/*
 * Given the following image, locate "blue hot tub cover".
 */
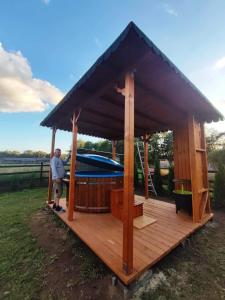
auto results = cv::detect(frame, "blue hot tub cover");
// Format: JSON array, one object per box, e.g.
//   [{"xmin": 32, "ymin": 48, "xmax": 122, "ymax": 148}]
[{"xmin": 76, "ymin": 154, "xmax": 123, "ymax": 171}]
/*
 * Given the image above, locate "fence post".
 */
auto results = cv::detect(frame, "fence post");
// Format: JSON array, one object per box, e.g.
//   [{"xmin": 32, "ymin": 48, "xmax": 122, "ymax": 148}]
[{"xmin": 40, "ymin": 162, "xmax": 43, "ymax": 185}]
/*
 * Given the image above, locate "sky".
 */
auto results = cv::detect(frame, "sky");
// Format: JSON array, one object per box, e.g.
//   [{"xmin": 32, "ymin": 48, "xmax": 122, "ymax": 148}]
[{"xmin": 0, "ymin": 0, "xmax": 225, "ymax": 152}]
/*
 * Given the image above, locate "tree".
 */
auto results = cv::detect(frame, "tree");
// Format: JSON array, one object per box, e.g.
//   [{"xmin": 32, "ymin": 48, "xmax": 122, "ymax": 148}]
[
  {"xmin": 213, "ymin": 164, "xmax": 225, "ymax": 208},
  {"xmin": 77, "ymin": 139, "xmax": 85, "ymax": 149},
  {"xmin": 153, "ymin": 153, "xmax": 162, "ymax": 194},
  {"xmin": 206, "ymin": 129, "xmax": 225, "ymax": 152},
  {"xmin": 149, "ymin": 133, "xmax": 161, "ymax": 164},
  {"xmin": 167, "ymin": 164, "xmax": 175, "ymax": 195},
  {"xmin": 161, "ymin": 131, "xmax": 173, "ymax": 163},
  {"xmin": 84, "ymin": 141, "xmax": 94, "ymax": 150}
]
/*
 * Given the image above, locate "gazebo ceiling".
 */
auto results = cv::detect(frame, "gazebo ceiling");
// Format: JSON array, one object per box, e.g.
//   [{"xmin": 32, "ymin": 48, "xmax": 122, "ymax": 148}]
[{"xmin": 40, "ymin": 22, "xmax": 223, "ymax": 139}]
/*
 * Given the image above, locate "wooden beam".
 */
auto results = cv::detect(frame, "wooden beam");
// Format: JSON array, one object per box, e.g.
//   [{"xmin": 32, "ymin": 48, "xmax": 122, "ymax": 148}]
[
  {"xmin": 48, "ymin": 127, "xmax": 56, "ymax": 204},
  {"xmin": 101, "ymin": 96, "xmax": 169, "ymax": 127},
  {"xmin": 78, "ymin": 98, "xmax": 162, "ymax": 133},
  {"xmin": 112, "ymin": 140, "xmax": 117, "ymax": 160},
  {"xmin": 200, "ymin": 123, "xmax": 211, "ymax": 214},
  {"xmin": 123, "ymin": 72, "xmax": 134, "ymax": 275},
  {"xmin": 188, "ymin": 115, "xmax": 199, "ymax": 222},
  {"xmin": 144, "ymin": 134, "xmax": 150, "ymax": 199},
  {"xmin": 68, "ymin": 113, "xmax": 78, "ymax": 221}
]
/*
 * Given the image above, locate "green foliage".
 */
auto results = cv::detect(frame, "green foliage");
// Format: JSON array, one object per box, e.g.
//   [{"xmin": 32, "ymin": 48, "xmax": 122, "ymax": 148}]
[
  {"xmin": 84, "ymin": 141, "xmax": 94, "ymax": 150},
  {"xmin": 168, "ymin": 164, "xmax": 175, "ymax": 195},
  {"xmin": 208, "ymin": 149, "xmax": 225, "ymax": 169},
  {"xmin": 206, "ymin": 129, "xmax": 225, "ymax": 152},
  {"xmin": 96, "ymin": 140, "xmax": 111, "ymax": 152},
  {"xmin": 213, "ymin": 165, "xmax": 225, "ymax": 208},
  {"xmin": 161, "ymin": 131, "xmax": 173, "ymax": 162},
  {"xmin": 134, "ymin": 161, "xmax": 139, "ymax": 188},
  {"xmin": 153, "ymin": 153, "xmax": 163, "ymax": 194},
  {"xmin": 148, "ymin": 131, "xmax": 173, "ymax": 164},
  {"xmin": 0, "ymin": 150, "xmax": 49, "ymax": 158},
  {"xmin": 149, "ymin": 134, "xmax": 161, "ymax": 164}
]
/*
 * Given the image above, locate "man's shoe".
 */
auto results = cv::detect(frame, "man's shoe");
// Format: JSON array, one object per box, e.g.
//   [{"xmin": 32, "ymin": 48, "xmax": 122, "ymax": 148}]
[{"xmin": 55, "ymin": 205, "xmax": 65, "ymax": 212}]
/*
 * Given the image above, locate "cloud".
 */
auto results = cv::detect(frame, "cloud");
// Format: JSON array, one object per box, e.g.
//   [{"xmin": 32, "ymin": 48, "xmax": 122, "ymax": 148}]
[
  {"xmin": 162, "ymin": 3, "xmax": 178, "ymax": 17},
  {"xmin": 213, "ymin": 56, "xmax": 225, "ymax": 70},
  {"xmin": 42, "ymin": 0, "xmax": 50, "ymax": 5},
  {"xmin": 0, "ymin": 43, "xmax": 63, "ymax": 112}
]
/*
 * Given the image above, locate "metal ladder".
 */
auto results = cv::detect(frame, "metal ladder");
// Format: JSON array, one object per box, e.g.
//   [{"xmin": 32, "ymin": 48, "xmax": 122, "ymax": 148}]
[{"xmin": 136, "ymin": 140, "xmax": 157, "ymax": 196}]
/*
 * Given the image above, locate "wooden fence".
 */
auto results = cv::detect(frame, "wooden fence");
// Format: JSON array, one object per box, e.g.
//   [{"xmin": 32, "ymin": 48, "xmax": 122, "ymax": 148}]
[
  {"xmin": 0, "ymin": 161, "xmax": 216, "ymax": 195},
  {"xmin": 0, "ymin": 163, "xmax": 70, "ymax": 193}
]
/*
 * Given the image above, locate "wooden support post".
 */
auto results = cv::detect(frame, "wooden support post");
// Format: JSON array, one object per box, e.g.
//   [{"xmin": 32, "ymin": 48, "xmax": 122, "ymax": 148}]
[
  {"xmin": 188, "ymin": 116, "xmax": 199, "ymax": 223},
  {"xmin": 68, "ymin": 113, "xmax": 78, "ymax": 221},
  {"xmin": 112, "ymin": 140, "xmax": 117, "ymax": 160},
  {"xmin": 123, "ymin": 72, "xmax": 134, "ymax": 275},
  {"xmin": 144, "ymin": 134, "xmax": 149, "ymax": 199},
  {"xmin": 48, "ymin": 127, "xmax": 56, "ymax": 204},
  {"xmin": 200, "ymin": 123, "xmax": 211, "ymax": 214}
]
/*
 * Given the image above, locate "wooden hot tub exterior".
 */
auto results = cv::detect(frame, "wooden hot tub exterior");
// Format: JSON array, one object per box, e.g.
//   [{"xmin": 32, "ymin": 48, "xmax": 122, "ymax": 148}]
[{"xmin": 63, "ymin": 172, "xmax": 123, "ymax": 213}]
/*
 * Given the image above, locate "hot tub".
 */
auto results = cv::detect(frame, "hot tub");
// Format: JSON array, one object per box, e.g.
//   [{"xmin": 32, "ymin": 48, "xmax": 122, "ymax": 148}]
[{"xmin": 63, "ymin": 154, "xmax": 124, "ymax": 213}]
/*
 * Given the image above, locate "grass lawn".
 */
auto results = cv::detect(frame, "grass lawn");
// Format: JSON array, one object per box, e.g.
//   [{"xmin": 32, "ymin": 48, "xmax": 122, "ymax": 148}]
[
  {"xmin": 0, "ymin": 188, "xmax": 225, "ymax": 300},
  {"xmin": 0, "ymin": 188, "xmax": 113, "ymax": 300},
  {"xmin": 0, "ymin": 188, "xmax": 47, "ymax": 299}
]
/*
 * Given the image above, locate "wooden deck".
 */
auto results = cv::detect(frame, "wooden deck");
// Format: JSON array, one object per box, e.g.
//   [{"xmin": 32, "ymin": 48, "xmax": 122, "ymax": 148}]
[{"xmin": 50, "ymin": 196, "xmax": 213, "ymax": 285}]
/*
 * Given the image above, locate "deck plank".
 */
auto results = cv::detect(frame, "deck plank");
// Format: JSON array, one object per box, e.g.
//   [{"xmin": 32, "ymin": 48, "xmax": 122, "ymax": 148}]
[{"xmin": 49, "ymin": 196, "xmax": 213, "ymax": 285}]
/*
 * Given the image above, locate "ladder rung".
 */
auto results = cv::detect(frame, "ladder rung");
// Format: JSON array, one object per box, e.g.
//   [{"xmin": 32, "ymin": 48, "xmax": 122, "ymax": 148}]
[
  {"xmin": 196, "ymin": 148, "xmax": 206, "ymax": 152},
  {"xmin": 198, "ymin": 188, "xmax": 208, "ymax": 194}
]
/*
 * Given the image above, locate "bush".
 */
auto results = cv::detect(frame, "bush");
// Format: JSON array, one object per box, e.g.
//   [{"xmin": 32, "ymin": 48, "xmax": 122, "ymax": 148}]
[
  {"xmin": 167, "ymin": 164, "xmax": 175, "ymax": 195},
  {"xmin": 213, "ymin": 165, "xmax": 225, "ymax": 208},
  {"xmin": 208, "ymin": 149, "xmax": 225, "ymax": 169},
  {"xmin": 153, "ymin": 154, "xmax": 162, "ymax": 194}
]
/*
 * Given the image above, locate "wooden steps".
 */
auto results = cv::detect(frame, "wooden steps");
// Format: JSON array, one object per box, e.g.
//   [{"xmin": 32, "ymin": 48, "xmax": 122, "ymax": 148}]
[{"xmin": 110, "ymin": 189, "xmax": 143, "ymax": 221}]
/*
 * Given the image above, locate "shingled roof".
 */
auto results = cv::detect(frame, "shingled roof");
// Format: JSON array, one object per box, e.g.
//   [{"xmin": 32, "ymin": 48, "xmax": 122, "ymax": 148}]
[{"xmin": 40, "ymin": 22, "xmax": 223, "ymax": 139}]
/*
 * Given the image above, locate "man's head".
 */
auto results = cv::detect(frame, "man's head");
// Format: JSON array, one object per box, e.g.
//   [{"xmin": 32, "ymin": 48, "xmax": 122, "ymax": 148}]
[{"xmin": 54, "ymin": 148, "xmax": 61, "ymax": 158}]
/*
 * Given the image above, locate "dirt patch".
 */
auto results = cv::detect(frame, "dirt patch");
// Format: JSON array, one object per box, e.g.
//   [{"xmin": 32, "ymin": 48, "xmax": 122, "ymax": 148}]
[
  {"xmin": 138, "ymin": 209, "xmax": 225, "ymax": 300},
  {"xmin": 30, "ymin": 206, "xmax": 225, "ymax": 300},
  {"xmin": 30, "ymin": 208, "xmax": 123, "ymax": 300}
]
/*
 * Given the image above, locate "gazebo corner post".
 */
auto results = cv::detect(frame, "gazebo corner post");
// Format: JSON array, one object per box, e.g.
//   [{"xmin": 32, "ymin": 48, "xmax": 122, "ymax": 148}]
[
  {"xmin": 68, "ymin": 112, "xmax": 78, "ymax": 221},
  {"xmin": 112, "ymin": 140, "xmax": 117, "ymax": 160},
  {"xmin": 188, "ymin": 115, "xmax": 199, "ymax": 223},
  {"xmin": 200, "ymin": 123, "xmax": 211, "ymax": 214},
  {"xmin": 144, "ymin": 134, "xmax": 149, "ymax": 199},
  {"xmin": 123, "ymin": 71, "xmax": 134, "ymax": 275},
  {"xmin": 48, "ymin": 126, "xmax": 57, "ymax": 204}
]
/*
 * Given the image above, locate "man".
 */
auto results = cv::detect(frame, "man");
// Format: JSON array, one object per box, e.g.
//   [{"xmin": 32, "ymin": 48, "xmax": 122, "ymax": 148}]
[{"xmin": 51, "ymin": 148, "xmax": 71, "ymax": 212}]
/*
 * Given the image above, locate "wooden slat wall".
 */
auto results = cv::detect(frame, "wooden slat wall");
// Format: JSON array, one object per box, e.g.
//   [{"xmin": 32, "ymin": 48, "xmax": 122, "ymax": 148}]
[
  {"xmin": 173, "ymin": 119, "xmax": 191, "ymax": 191},
  {"xmin": 188, "ymin": 116, "xmax": 209, "ymax": 222}
]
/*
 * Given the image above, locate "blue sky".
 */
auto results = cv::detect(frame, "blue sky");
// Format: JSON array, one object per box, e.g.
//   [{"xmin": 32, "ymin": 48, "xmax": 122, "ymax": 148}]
[{"xmin": 0, "ymin": 0, "xmax": 225, "ymax": 152}]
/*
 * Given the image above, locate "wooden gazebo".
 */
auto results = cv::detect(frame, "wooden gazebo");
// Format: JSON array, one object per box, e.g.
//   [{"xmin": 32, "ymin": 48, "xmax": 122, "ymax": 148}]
[{"xmin": 41, "ymin": 22, "xmax": 223, "ymax": 284}]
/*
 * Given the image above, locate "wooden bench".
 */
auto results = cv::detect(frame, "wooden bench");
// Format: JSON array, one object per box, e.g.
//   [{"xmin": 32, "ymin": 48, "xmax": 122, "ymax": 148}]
[{"xmin": 110, "ymin": 189, "xmax": 143, "ymax": 221}]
